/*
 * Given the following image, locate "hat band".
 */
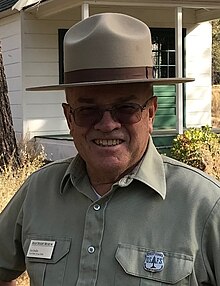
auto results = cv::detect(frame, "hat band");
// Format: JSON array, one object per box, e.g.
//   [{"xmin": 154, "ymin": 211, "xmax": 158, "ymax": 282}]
[{"xmin": 64, "ymin": 67, "xmax": 154, "ymax": 84}]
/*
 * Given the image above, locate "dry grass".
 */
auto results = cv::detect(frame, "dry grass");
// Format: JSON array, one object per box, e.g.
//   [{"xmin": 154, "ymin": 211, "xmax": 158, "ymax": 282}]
[
  {"xmin": 0, "ymin": 141, "xmax": 46, "ymax": 211},
  {"xmin": 0, "ymin": 140, "xmax": 46, "ymax": 286},
  {"xmin": 200, "ymin": 144, "xmax": 220, "ymax": 181},
  {"xmin": 212, "ymin": 85, "xmax": 220, "ymax": 128}
]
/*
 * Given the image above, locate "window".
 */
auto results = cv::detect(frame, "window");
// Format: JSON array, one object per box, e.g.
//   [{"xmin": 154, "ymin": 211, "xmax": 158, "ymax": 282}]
[
  {"xmin": 150, "ymin": 28, "xmax": 186, "ymax": 130},
  {"xmin": 58, "ymin": 29, "xmax": 68, "ymax": 84},
  {"xmin": 151, "ymin": 28, "xmax": 186, "ymax": 78}
]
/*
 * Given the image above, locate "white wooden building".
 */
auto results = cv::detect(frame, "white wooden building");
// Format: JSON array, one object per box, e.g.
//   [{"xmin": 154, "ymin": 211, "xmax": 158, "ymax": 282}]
[{"xmin": 0, "ymin": 0, "xmax": 220, "ymax": 159}]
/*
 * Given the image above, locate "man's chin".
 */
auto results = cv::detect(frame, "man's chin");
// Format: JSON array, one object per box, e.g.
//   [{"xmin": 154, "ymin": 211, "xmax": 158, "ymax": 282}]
[{"xmin": 94, "ymin": 159, "xmax": 129, "ymax": 174}]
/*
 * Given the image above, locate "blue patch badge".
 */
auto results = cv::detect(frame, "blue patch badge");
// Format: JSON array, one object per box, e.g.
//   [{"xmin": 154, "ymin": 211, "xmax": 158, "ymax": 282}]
[{"xmin": 144, "ymin": 251, "xmax": 164, "ymax": 272}]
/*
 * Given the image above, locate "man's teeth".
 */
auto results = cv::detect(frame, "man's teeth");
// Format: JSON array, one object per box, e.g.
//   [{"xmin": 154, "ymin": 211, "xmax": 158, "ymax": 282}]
[{"xmin": 94, "ymin": 139, "xmax": 122, "ymax": 146}]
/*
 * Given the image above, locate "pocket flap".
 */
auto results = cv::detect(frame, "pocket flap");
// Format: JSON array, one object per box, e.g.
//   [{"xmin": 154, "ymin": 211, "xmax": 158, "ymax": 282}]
[
  {"xmin": 115, "ymin": 244, "xmax": 193, "ymax": 284},
  {"xmin": 24, "ymin": 235, "xmax": 71, "ymax": 264}
]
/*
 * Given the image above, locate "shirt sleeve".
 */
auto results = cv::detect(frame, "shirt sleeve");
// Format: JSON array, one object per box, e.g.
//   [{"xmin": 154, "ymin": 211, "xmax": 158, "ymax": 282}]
[
  {"xmin": 202, "ymin": 197, "xmax": 220, "ymax": 286},
  {"xmin": 0, "ymin": 182, "xmax": 28, "ymax": 281}
]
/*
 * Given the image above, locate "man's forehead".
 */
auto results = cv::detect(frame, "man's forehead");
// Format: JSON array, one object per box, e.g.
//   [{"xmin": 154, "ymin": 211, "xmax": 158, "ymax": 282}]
[
  {"xmin": 65, "ymin": 83, "xmax": 152, "ymax": 102},
  {"xmin": 76, "ymin": 95, "xmax": 138, "ymax": 104}
]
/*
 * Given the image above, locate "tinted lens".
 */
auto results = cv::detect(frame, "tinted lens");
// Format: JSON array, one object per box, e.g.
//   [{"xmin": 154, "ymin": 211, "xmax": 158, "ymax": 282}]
[
  {"xmin": 113, "ymin": 104, "xmax": 142, "ymax": 124},
  {"xmin": 74, "ymin": 107, "xmax": 102, "ymax": 126},
  {"xmin": 72, "ymin": 103, "xmax": 142, "ymax": 127}
]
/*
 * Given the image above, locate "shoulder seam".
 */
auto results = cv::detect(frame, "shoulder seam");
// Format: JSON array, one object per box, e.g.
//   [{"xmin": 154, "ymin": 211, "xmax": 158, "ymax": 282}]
[{"xmin": 163, "ymin": 159, "xmax": 220, "ymax": 188}]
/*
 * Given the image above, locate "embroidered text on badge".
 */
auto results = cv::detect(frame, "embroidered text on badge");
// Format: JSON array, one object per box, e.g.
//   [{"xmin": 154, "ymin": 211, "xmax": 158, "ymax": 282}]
[
  {"xmin": 27, "ymin": 240, "xmax": 56, "ymax": 259},
  {"xmin": 144, "ymin": 251, "xmax": 164, "ymax": 272}
]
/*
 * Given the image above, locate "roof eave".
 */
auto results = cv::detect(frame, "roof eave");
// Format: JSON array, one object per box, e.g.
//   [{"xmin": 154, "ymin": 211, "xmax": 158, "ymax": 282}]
[{"xmin": 0, "ymin": 7, "xmax": 18, "ymax": 19}]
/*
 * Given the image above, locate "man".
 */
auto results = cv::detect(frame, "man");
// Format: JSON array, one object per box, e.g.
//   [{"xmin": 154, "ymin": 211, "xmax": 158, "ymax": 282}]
[{"xmin": 0, "ymin": 13, "xmax": 219, "ymax": 286}]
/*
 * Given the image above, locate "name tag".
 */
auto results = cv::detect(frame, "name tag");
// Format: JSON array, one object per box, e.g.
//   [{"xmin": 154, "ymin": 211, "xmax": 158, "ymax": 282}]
[{"xmin": 27, "ymin": 240, "xmax": 56, "ymax": 259}]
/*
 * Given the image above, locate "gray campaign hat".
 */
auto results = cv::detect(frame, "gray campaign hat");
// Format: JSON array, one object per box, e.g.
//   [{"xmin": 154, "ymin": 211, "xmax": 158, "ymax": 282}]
[{"xmin": 27, "ymin": 13, "xmax": 194, "ymax": 91}]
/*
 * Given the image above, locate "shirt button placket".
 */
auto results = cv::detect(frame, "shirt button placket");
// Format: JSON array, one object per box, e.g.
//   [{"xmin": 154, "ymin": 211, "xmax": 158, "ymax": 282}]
[{"xmin": 76, "ymin": 201, "xmax": 107, "ymax": 286}]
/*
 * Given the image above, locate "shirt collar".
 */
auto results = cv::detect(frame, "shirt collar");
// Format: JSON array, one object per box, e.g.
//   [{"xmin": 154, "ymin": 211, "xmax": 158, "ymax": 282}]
[
  {"xmin": 60, "ymin": 136, "xmax": 166, "ymax": 200},
  {"xmin": 60, "ymin": 154, "xmax": 86, "ymax": 194},
  {"xmin": 134, "ymin": 137, "xmax": 166, "ymax": 200}
]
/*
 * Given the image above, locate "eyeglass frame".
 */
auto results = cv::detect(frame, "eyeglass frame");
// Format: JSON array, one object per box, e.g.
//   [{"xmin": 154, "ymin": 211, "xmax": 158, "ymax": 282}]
[{"xmin": 68, "ymin": 96, "xmax": 155, "ymax": 127}]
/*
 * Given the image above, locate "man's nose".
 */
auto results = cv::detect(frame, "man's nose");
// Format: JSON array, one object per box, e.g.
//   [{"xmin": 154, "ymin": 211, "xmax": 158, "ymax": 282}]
[{"xmin": 94, "ymin": 110, "xmax": 121, "ymax": 131}]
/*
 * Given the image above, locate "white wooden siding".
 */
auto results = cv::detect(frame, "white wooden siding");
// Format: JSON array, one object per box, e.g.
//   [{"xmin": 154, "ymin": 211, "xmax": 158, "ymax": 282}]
[
  {"xmin": 22, "ymin": 12, "xmax": 75, "ymax": 138},
  {"xmin": 27, "ymin": 118, "xmax": 69, "ymax": 138},
  {"xmin": 0, "ymin": 13, "xmax": 23, "ymax": 138},
  {"xmin": 185, "ymin": 21, "xmax": 212, "ymax": 127}
]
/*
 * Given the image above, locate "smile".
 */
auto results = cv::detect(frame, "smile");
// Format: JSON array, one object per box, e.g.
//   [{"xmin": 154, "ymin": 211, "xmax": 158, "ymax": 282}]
[{"xmin": 94, "ymin": 139, "xmax": 123, "ymax": 146}]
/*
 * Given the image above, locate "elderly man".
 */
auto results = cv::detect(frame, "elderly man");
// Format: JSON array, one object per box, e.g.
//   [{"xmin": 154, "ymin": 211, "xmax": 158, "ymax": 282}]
[{"xmin": 0, "ymin": 13, "xmax": 219, "ymax": 286}]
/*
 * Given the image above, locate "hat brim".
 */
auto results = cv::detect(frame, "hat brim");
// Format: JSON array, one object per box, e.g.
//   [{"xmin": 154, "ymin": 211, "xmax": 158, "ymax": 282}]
[{"xmin": 26, "ymin": 77, "xmax": 194, "ymax": 91}]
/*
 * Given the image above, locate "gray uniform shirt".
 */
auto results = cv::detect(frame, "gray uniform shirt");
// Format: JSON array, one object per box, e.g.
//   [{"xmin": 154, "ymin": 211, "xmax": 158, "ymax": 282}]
[{"xmin": 0, "ymin": 138, "xmax": 220, "ymax": 285}]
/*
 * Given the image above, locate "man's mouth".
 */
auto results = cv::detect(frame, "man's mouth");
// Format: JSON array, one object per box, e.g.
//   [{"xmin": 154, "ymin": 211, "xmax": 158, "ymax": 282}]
[{"xmin": 93, "ymin": 139, "xmax": 123, "ymax": 147}]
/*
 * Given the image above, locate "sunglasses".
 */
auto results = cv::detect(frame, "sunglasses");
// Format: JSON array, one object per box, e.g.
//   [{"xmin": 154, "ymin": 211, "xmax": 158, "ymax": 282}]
[{"xmin": 69, "ymin": 96, "xmax": 154, "ymax": 127}]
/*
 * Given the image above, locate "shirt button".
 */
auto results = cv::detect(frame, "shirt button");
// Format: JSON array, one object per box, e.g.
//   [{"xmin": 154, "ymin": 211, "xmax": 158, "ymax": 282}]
[
  {"xmin": 88, "ymin": 246, "xmax": 95, "ymax": 254},
  {"xmin": 93, "ymin": 204, "xmax": 101, "ymax": 211},
  {"xmin": 119, "ymin": 176, "xmax": 130, "ymax": 187}
]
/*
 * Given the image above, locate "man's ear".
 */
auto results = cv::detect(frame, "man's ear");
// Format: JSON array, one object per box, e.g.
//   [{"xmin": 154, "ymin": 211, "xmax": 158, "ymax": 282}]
[
  {"xmin": 149, "ymin": 96, "xmax": 158, "ymax": 120},
  {"xmin": 62, "ymin": 103, "xmax": 73, "ymax": 130},
  {"xmin": 148, "ymin": 96, "xmax": 158, "ymax": 133}
]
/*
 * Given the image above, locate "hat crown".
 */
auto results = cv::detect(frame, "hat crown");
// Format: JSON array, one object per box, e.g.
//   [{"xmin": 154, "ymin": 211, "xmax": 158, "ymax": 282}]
[
  {"xmin": 25, "ymin": 13, "xmax": 194, "ymax": 91},
  {"xmin": 64, "ymin": 13, "xmax": 153, "ymax": 73}
]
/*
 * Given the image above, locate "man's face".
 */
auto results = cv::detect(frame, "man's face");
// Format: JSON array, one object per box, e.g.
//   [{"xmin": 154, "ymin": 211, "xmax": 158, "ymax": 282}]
[{"xmin": 63, "ymin": 83, "xmax": 157, "ymax": 178}]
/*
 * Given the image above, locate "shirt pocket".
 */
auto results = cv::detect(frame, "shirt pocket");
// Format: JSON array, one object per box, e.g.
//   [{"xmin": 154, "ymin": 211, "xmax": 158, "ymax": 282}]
[
  {"xmin": 23, "ymin": 235, "xmax": 71, "ymax": 286},
  {"xmin": 115, "ymin": 243, "xmax": 193, "ymax": 286}
]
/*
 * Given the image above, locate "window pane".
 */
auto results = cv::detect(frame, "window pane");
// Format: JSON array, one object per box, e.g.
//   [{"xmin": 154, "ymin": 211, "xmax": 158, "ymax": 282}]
[
  {"xmin": 58, "ymin": 29, "xmax": 68, "ymax": 84},
  {"xmin": 169, "ymin": 51, "xmax": 175, "ymax": 65}
]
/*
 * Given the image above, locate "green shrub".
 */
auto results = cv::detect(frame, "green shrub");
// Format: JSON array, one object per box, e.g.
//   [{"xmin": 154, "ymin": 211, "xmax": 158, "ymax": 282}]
[{"xmin": 170, "ymin": 126, "xmax": 220, "ymax": 180}]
